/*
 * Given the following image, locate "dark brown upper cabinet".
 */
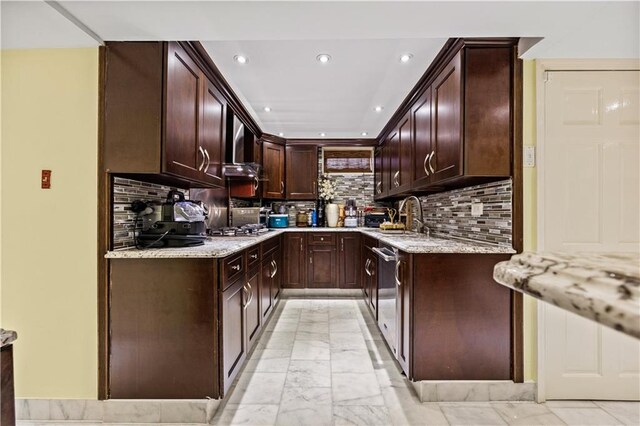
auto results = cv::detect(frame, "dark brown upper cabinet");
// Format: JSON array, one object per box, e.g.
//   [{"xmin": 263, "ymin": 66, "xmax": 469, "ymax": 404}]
[
  {"xmin": 103, "ymin": 42, "xmax": 226, "ymax": 188},
  {"xmin": 412, "ymin": 87, "xmax": 433, "ymax": 189},
  {"xmin": 375, "ymin": 142, "xmax": 391, "ymax": 200},
  {"xmin": 389, "ymin": 111, "xmax": 412, "ymax": 196},
  {"xmin": 262, "ymin": 141, "xmax": 286, "ymax": 199},
  {"xmin": 286, "ymin": 146, "xmax": 318, "ymax": 200}
]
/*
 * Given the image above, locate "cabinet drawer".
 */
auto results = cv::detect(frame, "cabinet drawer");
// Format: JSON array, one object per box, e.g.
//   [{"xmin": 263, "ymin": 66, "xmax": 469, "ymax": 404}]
[
  {"xmin": 247, "ymin": 246, "xmax": 261, "ymax": 269},
  {"xmin": 223, "ymin": 253, "xmax": 244, "ymax": 287},
  {"xmin": 307, "ymin": 233, "xmax": 336, "ymax": 246},
  {"xmin": 262, "ymin": 236, "xmax": 281, "ymax": 256}
]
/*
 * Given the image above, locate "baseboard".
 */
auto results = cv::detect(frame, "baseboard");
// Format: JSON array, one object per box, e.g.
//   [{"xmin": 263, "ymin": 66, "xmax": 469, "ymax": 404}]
[
  {"xmin": 410, "ymin": 380, "xmax": 537, "ymax": 402},
  {"xmin": 15, "ymin": 399, "xmax": 221, "ymax": 424},
  {"xmin": 281, "ymin": 288, "xmax": 362, "ymax": 298}
]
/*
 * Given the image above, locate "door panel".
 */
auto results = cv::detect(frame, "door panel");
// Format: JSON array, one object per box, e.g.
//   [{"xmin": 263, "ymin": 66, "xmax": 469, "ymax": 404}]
[
  {"xmin": 412, "ymin": 88, "xmax": 433, "ymax": 188},
  {"xmin": 245, "ymin": 268, "xmax": 261, "ymax": 349},
  {"xmin": 431, "ymin": 51, "xmax": 462, "ymax": 183},
  {"xmin": 543, "ymin": 70, "xmax": 640, "ymax": 400},
  {"xmin": 286, "ymin": 146, "xmax": 318, "ymax": 199},
  {"xmin": 200, "ymin": 79, "xmax": 225, "ymax": 186},
  {"xmin": 308, "ymin": 247, "xmax": 336, "ymax": 288},
  {"xmin": 338, "ymin": 233, "xmax": 361, "ymax": 289},
  {"xmin": 222, "ymin": 279, "xmax": 246, "ymax": 395},
  {"xmin": 165, "ymin": 44, "xmax": 202, "ymax": 180},
  {"xmin": 284, "ymin": 233, "xmax": 306, "ymax": 288},
  {"xmin": 262, "ymin": 142, "xmax": 285, "ymax": 199}
]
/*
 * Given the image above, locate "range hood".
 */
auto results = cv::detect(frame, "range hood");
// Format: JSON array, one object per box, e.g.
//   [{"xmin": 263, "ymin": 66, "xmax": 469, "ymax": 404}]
[{"xmin": 224, "ymin": 113, "xmax": 260, "ymax": 178}]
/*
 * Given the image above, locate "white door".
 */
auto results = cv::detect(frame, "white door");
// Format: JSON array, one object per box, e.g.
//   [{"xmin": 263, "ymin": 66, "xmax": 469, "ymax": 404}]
[{"xmin": 542, "ymin": 69, "xmax": 640, "ymax": 400}]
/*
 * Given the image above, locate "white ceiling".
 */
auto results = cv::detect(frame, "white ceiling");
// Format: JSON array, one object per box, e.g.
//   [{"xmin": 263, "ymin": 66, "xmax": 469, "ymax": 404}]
[{"xmin": 2, "ymin": 1, "xmax": 638, "ymax": 137}]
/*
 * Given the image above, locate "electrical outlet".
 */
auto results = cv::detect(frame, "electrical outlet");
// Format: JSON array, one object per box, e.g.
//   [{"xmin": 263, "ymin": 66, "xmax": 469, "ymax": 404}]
[
  {"xmin": 41, "ymin": 170, "xmax": 51, "ymax": 189},
  {"xmin": 524, "ymin": 146, "xmax": 536, "ymax": 167},
  {"xmin": 471, "ymin": 203, "xmax": 483, "ymax": 217}
]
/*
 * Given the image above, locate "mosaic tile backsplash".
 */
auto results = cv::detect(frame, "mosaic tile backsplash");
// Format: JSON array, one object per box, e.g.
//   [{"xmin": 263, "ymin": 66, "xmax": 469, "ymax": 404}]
[
  {"xmin": 112, "ymin": 177, "xmax": 188, "ymax": 249},
  {"xmin": 418, "ymin": 179, "xmax": 512, "ymax": 247}
]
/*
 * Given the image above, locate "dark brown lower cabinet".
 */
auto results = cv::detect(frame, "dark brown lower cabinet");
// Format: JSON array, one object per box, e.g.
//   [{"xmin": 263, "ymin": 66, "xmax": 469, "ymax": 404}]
[
  {"xmin": 245, "ymin": 267, "xmax": 261, "ymax": 349},
  {"xmin": 283, "ymin": 233, "xmax": 306, "ymax": 288},
  {"xmin": 308, "ymin": 245, "xmax": 337, "ymax": 288},
  {"xmin": 337, "ymin": 233, "xmax": 361, "ymax": 289},
  {"xmin": 1, "ymin": 344, "xmax": 16, "ymax": 425},
  {"xmin": 400, "ymin": 253, "xmax": 512, "ymax": 381},
  {"xmin": 221, "ymin": 278, "xmax": 246, "ymax": 395},
  {"xmin": 109, "ymin": 259, "xmax": 218, "ymax": 399}
]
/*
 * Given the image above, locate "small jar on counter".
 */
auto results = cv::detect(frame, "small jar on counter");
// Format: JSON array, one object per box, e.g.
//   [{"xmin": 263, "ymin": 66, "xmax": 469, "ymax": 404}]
[{"xmin": 296, "ymin": 210, "xmax": 308, "ymax": 227}]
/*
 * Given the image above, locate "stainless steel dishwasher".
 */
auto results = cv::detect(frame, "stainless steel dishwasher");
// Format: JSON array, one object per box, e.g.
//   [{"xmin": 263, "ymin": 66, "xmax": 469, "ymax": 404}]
[{"xmin": 372, "ymin": 244, "xmax": 398, "ymax": 355}]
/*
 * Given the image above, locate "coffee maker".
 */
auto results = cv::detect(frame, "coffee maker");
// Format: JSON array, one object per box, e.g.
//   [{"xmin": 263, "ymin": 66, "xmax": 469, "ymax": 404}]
[{"xmin": 136, "ymin": 190, "xmax": 208, "ymax": 248}]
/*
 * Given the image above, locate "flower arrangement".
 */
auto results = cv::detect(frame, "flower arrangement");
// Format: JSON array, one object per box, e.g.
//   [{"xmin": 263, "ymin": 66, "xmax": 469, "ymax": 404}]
[{"xmin": 318, "ymin": 174, "xmax": 337, "ymax": 202}]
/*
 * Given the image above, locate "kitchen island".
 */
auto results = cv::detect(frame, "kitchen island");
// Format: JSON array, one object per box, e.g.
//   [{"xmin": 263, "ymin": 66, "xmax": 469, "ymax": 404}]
[{"xmin": 494, "ymin": 252, "xmax": 640, "ymax": 339}]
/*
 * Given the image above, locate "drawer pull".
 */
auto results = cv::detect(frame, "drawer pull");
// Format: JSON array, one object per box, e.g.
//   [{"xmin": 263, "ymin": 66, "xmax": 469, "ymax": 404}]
[
  {"xmin": 231, "ymin": 264, "xmax": 241, "ymax": 271},
  {"xmin": 250, "ymin": 254, "xmax": 258, "ymax": 260}
]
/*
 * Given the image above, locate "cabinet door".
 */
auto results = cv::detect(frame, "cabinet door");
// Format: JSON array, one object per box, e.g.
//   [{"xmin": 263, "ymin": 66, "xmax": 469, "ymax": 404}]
[
  {"xmin": 374, "ymin": 148, "xmax": 383, "ymax": 199},
  {"xmin": 245, "ymin": 268, "xmax": 261, "ymax": 350},
  {"xmin": 338, "ymin": 233, "xmax": 361, "ymax": 289},
  {"xmin": 390, "ymin": 112, "xmax": 412, "ymax": 195},
  {"xmin": 271, "ymin": 246, "xmax": 282, "ymax": 304},
  {"xmin": 431, "ymin": 51, "xmax": 463, "ymax": 183},
  {"xmin": 262, "ymin": 141, "xmax": 286, "ymax": 199},
  {"xmin": 396, "ymin": 251, "xmax": 411, "ymax": 377},
  {"xmin": 260, "ymin": 256, "xmax": 273, "ymax": 319},
  {"xmin": 412, "ymin": 87, "xmax": 433, "ymax": 189},
  {"xmin": 286, "ymin": 146, "xmax": 318, "ymax": 199},
  {"xmin": 200, "ymin": 78, "xmax": 225, "ymax": 187},
  {"xmin": 308, "ymin": 246, "xmax": 337, "ymax": 288},
  {"xmin": 283, "ymin": 233, "xmax": 307, "ymax": 289},
  {"xmin": 164, "ymin": 43, "xmax": 203, "ymax": 181},
  {"xmin": 221, "ymin": 278, "xmax": 246, "ymax": 395},
  {"xmin": 368, "ymin": 253, "xmax": 378, "ymax": 319}
]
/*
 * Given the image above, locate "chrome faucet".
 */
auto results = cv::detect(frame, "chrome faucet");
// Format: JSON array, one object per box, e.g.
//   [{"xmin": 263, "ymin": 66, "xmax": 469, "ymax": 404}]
[{"xmin": 398, "ymin": 195, "xmax": 429, "ymax": 236}]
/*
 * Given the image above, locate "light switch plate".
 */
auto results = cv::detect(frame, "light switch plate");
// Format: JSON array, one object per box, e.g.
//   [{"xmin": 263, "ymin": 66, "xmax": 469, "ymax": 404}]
[
  {"xmin": 471, "ymin": 203, "xmax": 483, "ymax": 217},
  {"xmin": 524, "ymin": 146, "xmax": 536, "ymax": 167}
]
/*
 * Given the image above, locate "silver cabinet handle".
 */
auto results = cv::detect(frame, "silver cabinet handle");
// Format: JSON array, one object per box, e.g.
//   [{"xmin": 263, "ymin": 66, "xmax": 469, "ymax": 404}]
[
  {"xmin": 313, "ymin": 181, "xmax": 316, "ymax": 195},
  {"xmin": 320, "ymin": 237, "xmax": 324, "ymax": 241},
  {"xmin": 273, "ymin": 260, "xmax": 278, "ymax": 277},
  {"xmin": 203, "ymin": 148, "xmax": 210, "ymax": 172},
  {"xmin": 364, "ymin": 258, "xmax": 371, "ymax": 276},
  {"xmin": 198, "ymin": 146, "xmax": 206, "ymax": 171},
  {"xmin": 247, "ymin": 282, "xmax": 254, "ymax": 306},
  {"xmin": 341, "ymin": 238, "xmax": 344, "ymax": 252},
  {"xmin": 395, "ymin": 261, "xmax": 401, "ymax": 287},
  {"xmin": 309, "ymin": 256, "xmax": 313, "ymax": 265},
  {"xmin": 280, "ymin": 181, "xmax": 284, "ymax": 194},
  {"xmin": 393, "ymin": 171, "xmax": 400, "ymax": 187},
  {"xmin": 231, "ymin": 264, "xmax": 241, "ymax": 271},
  {"xmin": 242, "ymin": 284, "xmax": 249, "ymax": 308},
  {"xmin": 423, "ymin": 153, "xmax": 430, "ymax": 176},
  {"xmin": 376, "ymin": 181, "xmax": 382, "ymax": 194},
  {"xmin": 250, "ymin": 254, "xmax": 258, "ymax": 260},
  {"xmin": 254, "ymin": 176, "xmax": 259, "ymax": 190},
  {"xmin": 300, "ymin": 240, "xmax": 303, "ymax": 252},
  {"xmin": 428, "ymin": 150, "xmax": 435, "ymax": 174}
]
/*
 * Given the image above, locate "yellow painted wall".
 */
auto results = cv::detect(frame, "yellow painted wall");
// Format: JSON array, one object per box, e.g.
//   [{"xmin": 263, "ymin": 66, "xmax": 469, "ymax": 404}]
[
  {"xmin": 1, "ymin": 48, "xmax": 99, "ymax": 398},
  {"xmin": 522, "ymin": 60, "xmax": 538, "ymax": 381}
]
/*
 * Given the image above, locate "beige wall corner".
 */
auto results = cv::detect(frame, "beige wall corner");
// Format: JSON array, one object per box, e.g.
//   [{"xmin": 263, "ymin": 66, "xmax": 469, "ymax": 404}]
[
  {"xmin": 522, "ymin": 59, "xmax": 538, "ymax": 382},
  {"xmin": 1, "ymin": 48, "xmax": 99, "ymax": 398}
]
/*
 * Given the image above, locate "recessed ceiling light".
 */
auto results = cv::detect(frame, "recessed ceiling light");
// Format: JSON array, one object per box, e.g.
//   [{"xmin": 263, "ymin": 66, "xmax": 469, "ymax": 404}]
[
  {"xmin": 233, "ymin": 55, "xmax": 248, "ymax": 64},
  {"xmin": 263, "ymin": 106, "xmax": 271, "ymax": 112},
  {"xmin": 400, "ymin": 53, "xmax": 414, "ymax": 63},
  {"xmin": 319, "ymin": 132, "xmax": 326, "ymax": 137},
  {"xmin": 278, "ymin": 132, "xmax": 284, "ymax": 137},
  {"xmin": 374, "ymin": 106, "xmax": 384, "ymax": 112},
  {"xmin": 316, "ymin": 54, "xmax": 331, "ymax": 64},
  {"xmin": 361, "ymin": 132, "xmax": 368, "ymax": 136}
]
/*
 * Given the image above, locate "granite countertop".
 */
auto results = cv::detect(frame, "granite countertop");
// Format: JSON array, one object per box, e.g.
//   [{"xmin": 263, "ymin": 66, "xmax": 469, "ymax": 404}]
[
  {"xmin": 106, "ymin": 227, "xmax": 515, "ymax": 259},
  {"xmin": 494, "ymin": 252, "xmax": 640, "ymax": 339},
  {"xmin": 1, "ymin": 329, "xmax": 17, "ymax": 348}
]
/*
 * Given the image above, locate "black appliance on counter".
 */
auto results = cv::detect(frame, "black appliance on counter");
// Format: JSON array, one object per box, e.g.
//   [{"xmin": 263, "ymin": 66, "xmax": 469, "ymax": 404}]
[
  {"xmin": 135, "ymin": 190, "xmax": 208, "ymax": 248},
  {"xmin": 364, "ymin": 212, "xmax": 389, "ymax": 228}
]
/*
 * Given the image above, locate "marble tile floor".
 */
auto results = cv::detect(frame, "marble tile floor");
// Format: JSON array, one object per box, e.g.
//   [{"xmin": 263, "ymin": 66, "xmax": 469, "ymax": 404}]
[{"xmin": 17, "ymin": 299, "xmax": 640, "ymax": 426}]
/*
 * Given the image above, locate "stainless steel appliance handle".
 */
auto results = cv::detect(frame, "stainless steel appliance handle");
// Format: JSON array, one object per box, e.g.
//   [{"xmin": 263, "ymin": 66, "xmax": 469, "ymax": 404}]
[
  {"xmin": 395, "ymin": 260, "xmax": 402, "ymax": 287},
  {"xmin": 428, "ymin": 150, "xmax": 435, "ymax": 174},
  {"xmin": 372, "ymin": 246, "xmax": 397, "ymax": 262},
  {"xmin": 423, "ymin": 154, "xmax": 430, "ymax": 176},
  {"xmin": 204, "ymin": 148, "xmax": 210, "ymax": 172},
  {"xmin": 198, "ymin": 146, "xmax": 206, "ymax": 171}
]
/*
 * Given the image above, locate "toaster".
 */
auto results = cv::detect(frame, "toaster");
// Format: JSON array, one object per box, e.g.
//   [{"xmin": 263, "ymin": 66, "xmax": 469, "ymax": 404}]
[{"xmin": 364, "ymin": 213, "xmax": 389, "ymax": 228}]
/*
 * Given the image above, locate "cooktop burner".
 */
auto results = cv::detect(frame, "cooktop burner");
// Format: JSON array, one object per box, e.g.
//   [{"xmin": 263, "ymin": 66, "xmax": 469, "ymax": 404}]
[{"xmin": 208, "ymin": 224, "xmax": 269, "ymax": 237}]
